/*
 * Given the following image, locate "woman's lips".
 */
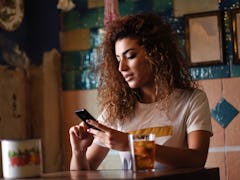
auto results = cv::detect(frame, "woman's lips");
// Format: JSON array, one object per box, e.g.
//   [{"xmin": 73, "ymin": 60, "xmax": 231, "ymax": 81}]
[{"xmin": 124, "ymin": 74, "xmax": 133, "ymax": 82}]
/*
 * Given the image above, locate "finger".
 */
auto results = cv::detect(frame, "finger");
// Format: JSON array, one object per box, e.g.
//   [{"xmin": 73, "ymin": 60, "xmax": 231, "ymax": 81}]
[
  {"xmin": 87, "ymin": 128, "xmax": 105, "ymax": 138},
  {"xmin": 69, "ymin": 126, "xmax": 80, "ymax": 137},
  {"xmin": 87, "ymin": 128, "xmax": 108, "ymax": 145},
  {"xmin": 86, "ymin": 120, "xmax": 109, "ymax": 132},
  {"xmin": 69, "ymin": 124, "xmax": 86, "ymax": 139},
  {"xmin": 78, "ymin": 122, "xmax": 88, "ymax": 130}
]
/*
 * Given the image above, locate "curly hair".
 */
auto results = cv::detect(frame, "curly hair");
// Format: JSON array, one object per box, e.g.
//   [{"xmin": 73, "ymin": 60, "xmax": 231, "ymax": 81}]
[{"xmin": 97, "ymin": 12, "xmax": 197, "ymax": 125}]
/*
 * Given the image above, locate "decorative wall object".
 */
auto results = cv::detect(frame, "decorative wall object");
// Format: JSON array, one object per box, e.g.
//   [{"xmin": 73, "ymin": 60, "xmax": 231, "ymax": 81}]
[
  {"xmin": 231, "ymin": 8, "xmax": 240, "ymax": 64},
  {"xmin": 57, "ymin": 0, "xmax": 75, "ymax": 12},
  {"xmin": 185, "ymin": 11, "xmax": 224, "ymax": 67},
  {"xmin": 211, "ymin": 98, "xmax": 239, "ymax": 128},
  {"xmin": 104, "ymin": 0, "xmax": 120, "ymax": 26},
  {"xmin": 0, "ymin": 0, "xmax": 24, "ymax": 31},
  {"xmin": 173, "ymin": 0, "xmax": 219, "ymax": 17},
  {"xmin": 0, "ymin": 34, "xmax": 30, "ymax": 70}
]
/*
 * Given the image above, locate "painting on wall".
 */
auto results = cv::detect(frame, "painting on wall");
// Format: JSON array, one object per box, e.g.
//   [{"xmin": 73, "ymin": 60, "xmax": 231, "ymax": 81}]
[
  {"xmin": 231, "ymin": 8, "xmax": 240, "ymax": 64},
  {"xmin": 184, "ymin": 11, "xmax": 224, "ymax": 67},
  {"xmin": 173, "ymin": 0, "xmax": 219, "ymax": 17}
]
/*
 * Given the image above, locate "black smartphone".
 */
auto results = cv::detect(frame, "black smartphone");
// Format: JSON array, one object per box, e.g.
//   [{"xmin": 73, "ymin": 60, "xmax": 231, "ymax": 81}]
[{"xmin": 74, "ymin": 108, "xmax": 99, "ymax": 130}]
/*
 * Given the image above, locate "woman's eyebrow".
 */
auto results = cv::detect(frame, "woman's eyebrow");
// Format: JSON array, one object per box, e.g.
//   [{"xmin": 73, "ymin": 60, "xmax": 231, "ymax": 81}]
[{"xmin": 116, "ymin": 48, "xmax": 135, "ymax": 57}]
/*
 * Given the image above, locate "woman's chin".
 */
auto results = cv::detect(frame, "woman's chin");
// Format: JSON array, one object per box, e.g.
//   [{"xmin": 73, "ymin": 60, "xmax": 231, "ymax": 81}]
[{"xmin": 127, "ymin": 82, "xmax": 138, "ymax": 89}]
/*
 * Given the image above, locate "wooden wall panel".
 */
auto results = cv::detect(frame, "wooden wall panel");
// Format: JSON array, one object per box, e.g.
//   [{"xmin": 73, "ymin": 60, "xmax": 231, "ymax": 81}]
[{"xmin": 0, "ymin": 67, "xmax": 28, "ymax": 176}]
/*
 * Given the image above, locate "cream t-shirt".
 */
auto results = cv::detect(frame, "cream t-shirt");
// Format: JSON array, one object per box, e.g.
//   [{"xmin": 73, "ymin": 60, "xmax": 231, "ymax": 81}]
[{"xmin": 96, "ymin": 88, "xmax": 212, "ymax": 169}]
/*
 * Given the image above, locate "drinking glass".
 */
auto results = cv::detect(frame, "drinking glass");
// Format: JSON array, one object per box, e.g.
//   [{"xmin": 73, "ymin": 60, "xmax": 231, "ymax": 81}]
[{"xmin": 128, "ymin": 133, "xmax": 155, "ymax": 171}]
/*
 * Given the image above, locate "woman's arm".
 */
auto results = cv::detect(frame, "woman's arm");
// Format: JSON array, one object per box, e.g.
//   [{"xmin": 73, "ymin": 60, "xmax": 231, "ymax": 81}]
[
  {"xmin": 86, "ymin": 120, "xmax": 211, "ymax": 168},
  {"xmin": 86, "ymin": 144, "xmax": 110, "ymax": 170},
  {"xmin": 155, "ymin": 130, "xmax": 211, "ymax": 168},
  {"xmin": 69, "ymin": 123, "xmax": 109, "ymax": 170},
  {"xmin": 70, "ymin": 143, "xmax": 109, "ymax": 170}
]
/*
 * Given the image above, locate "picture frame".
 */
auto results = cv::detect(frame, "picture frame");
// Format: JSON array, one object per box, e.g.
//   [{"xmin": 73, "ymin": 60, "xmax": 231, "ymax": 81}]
[
  {"xmin": 231, "ymin": 9, "xmax": 240, "ymax": 64},
  {"xmin": 184, "ymin": 11, "xmax": 224, "ymax": 67}
]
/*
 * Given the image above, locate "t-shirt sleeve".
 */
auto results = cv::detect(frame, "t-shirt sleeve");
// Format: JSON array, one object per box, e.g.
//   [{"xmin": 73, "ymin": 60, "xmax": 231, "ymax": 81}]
[{"xmin": 186, "ymin": 89, "xmax": 213, "ymax": 135}]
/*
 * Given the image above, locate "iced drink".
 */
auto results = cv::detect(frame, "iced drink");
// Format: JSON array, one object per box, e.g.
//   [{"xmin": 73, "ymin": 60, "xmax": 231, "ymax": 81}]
[{"xmin": 129, "ymin": 134, "xmax": 155, "ymax": 171}]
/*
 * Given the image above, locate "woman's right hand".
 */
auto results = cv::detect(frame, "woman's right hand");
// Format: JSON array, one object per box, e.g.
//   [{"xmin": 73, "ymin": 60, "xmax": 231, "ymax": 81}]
[{"xmin": 69, "ymin": 122, "xmax": 94, "ymax": 154}]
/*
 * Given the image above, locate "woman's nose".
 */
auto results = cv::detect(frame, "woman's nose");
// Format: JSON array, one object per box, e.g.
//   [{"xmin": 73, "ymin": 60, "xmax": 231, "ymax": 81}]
[{"xmin": 118, "ymin": 58, "xmax": 128, "ymax": 71}]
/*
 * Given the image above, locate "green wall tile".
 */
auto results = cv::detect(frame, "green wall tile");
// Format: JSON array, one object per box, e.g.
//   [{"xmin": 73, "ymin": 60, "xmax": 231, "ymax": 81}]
[
  {"xmin": 63, "ymin": 11, "xmax": 82, "ymax": 31},
  {"xmin": 231, "ymin": 64, "xmax": 240, "ymax": 77},
  {"xmin": 211, "ymin": 98, "xmax": 239, "ymax": 128},
  {"xmin": 62, "ymin": 71, "xmax": 77, "ymax": 90},
  {"xmin": 90, "ymin": 28, "xmax": 104, "ymax": 48},
  {"xmin": 152, "ymin": 0, "xmax": 173, "ymax": 14},
  {"xmin": 77, "ymin": 8, "xmax": 104, "ymax": 28},
  {"xmin": 62, "ymin": 49, "xmax": 98, "ymax": 90}
]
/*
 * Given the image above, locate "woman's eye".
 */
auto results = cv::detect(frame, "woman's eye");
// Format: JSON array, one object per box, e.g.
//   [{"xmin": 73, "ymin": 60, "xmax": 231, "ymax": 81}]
[{"xmin": 127, "ymin": 53, "xmax": 136, "ymax": 60}]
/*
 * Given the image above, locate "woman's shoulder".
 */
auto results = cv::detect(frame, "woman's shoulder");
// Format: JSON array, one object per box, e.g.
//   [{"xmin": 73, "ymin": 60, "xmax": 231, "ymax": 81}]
[
  {"xmin": 175, "ymin": 88, "xmax": 206, "ymax": 95},
  {"xmin": 173, "ymin": 88, "xmax": 208, "ymax": 101},
  {"xmin": 184, "ymin": 88, "xmax": 209, "ymax": 105},
  {"xmin": 192, "ymin": 88, "xmax": 208, "ymax": 98}
]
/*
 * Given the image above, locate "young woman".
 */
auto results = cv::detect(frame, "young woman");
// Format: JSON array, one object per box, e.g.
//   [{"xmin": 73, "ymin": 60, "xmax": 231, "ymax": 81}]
[{"xmin": 69, "ymin": 12, "xmax": 212, "ymax": 170}]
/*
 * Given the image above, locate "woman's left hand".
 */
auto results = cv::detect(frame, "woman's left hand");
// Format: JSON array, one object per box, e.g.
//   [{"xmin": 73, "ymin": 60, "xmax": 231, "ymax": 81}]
[{"xmin": 86, "ymin": 120, "xmax": 129, "ymax": 151}]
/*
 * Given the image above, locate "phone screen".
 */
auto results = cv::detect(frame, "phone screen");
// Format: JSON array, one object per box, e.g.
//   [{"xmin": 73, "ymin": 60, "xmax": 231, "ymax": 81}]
[{"xmin": 74, "ymin": 108, "xmax": 99, "ymax": 130}]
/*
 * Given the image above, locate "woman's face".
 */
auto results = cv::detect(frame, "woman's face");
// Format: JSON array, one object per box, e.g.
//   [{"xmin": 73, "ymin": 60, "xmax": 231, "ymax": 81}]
[{"xmin": 115, "ymin": 38, "xmax": 154, "ymax": 89}]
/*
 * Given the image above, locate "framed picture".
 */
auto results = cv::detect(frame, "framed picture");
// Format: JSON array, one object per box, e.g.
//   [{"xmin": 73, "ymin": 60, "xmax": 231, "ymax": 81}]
[
  {"xmin": 174, "ymin": 0, "xmax": 218, "ymax": 17},
  {"xmin": 231, "ymin": 9, "xmax": 240, "ymax": 64},
  {"xmin": 184, "ymin": 11, "xmax": 223, "ymax": 67}
]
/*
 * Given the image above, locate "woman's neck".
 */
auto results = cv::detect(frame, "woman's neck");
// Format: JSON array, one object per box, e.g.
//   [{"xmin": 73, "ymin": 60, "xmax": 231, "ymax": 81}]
[{"xmin": 139, "ymin": 88, "xmax": 157, "ymax": 103}]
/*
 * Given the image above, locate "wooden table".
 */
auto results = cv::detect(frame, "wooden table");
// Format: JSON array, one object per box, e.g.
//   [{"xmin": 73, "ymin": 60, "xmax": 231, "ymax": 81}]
[{"xmin": 0, "ymin": 167, "xmax": 220, "ymax": 179}]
